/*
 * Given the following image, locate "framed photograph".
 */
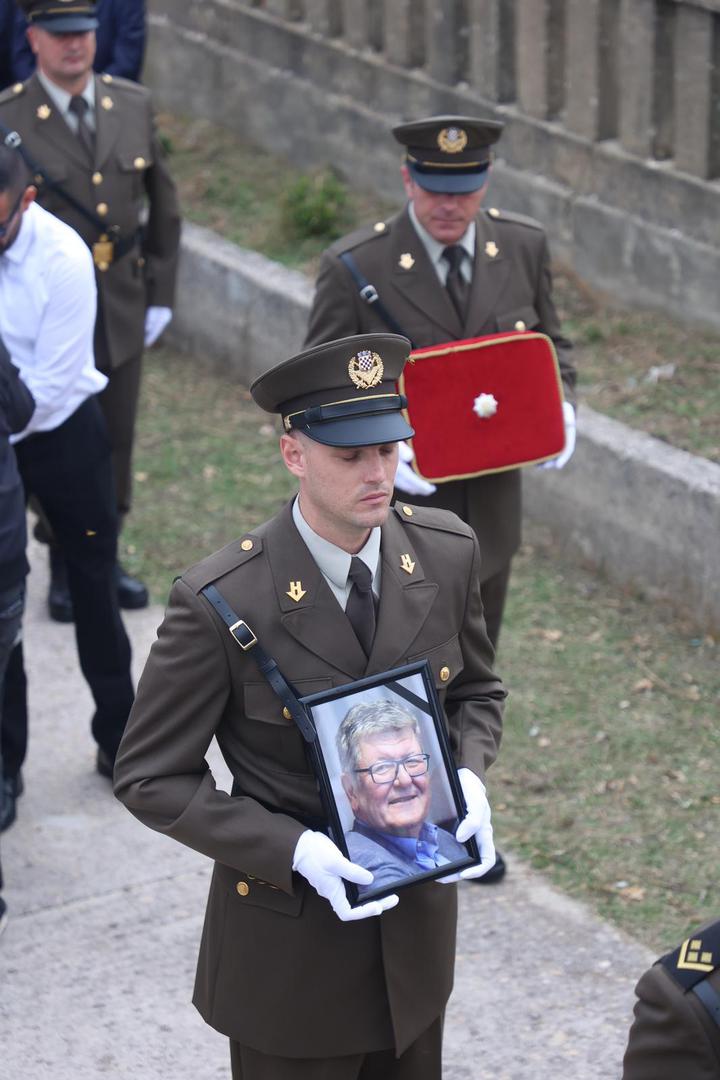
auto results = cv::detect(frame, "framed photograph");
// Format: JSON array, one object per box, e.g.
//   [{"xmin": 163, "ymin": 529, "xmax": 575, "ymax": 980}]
[{"xmin": 300, "ymin": 660, "xmax": 479, "ymax": 906}]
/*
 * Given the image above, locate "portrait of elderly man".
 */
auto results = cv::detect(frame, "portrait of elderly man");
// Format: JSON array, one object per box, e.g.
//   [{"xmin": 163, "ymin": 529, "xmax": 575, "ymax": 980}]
[{"xmin": 337, "ymin": 699, "xmax": 468, "ymax": 895}]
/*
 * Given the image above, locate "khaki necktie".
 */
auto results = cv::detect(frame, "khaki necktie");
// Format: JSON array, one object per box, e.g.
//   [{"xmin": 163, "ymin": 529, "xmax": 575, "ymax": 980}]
[
  {"xmin": 346, "ymin": 557, "xmax": 376, "ymax": 657},
  {"xmin": 442, "ymin": 245, "xmax": 470, "ymax": 323},
  {"xmin": 68, "ymin": 95, "xmax": 95, "ymax": 159}
]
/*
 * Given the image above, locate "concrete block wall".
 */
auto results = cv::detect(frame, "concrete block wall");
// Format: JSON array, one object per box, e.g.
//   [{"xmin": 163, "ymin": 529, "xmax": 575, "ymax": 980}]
[
  {"xmin": 145, "ymin": 1, "xmax": 720, "ymax": 332},
  {"xmin": 168, "ymin": 224, "xmax": 720, "ymax": 633}
]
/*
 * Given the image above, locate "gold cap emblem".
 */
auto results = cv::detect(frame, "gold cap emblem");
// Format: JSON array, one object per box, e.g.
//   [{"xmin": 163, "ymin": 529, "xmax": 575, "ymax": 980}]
[
  {"xmin": 101, "ymin": 96, "xmax": 113, "ymax": 111},
  {"xmin": 348, "ymin": 350, "xmax": 384, "ymax": 390},
  {"xmin": 36, "ymin": 104, "xmax": 51, "ymax": 120},
  {"xmin": 438, "ymin": 127, "xmax": 468, "ymax": 154},
  {"xmin": 485, "ymin": 240, "xmax": 499, "ymax": 259},
  {"xmin": 399, "ymin": 252, "xmax": 415, "ymax": 270}
]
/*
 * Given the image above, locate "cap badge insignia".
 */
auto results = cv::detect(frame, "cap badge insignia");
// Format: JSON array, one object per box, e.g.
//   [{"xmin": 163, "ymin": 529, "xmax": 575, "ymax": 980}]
[
  {"xmin": 677, "ymin": 938, "xmax": 714, "ymax": 973},
  {"xmin": 438, "ymin": 127, "xmax": 468, "ymax": 154},
  {"xmin": 101, "ymin": 96, "xmax": 114, "ymax": 111},
  {"xmin": 348, "ymin": 350, "xmax": 384, "ymax": 390},
  {"xmin": 400, "ymin": 553, "xmax": 416, "ymax": 575},
  {"xmin": 399, "ymin": 252, "xmax": 415, "ymax": 270},
  {"xmin": 286, "ymin": 581, "xmax": 307, "ymax": 603},
  {"xmin": 36, "ymin": 104, "xmax": 51, "ymax": 120},
  {"xmin": 473, "ymin": 393, "xmax": 498, "ymax": 419},
  {"xmin": 485, "ymin": 241, "xmax": 499, "ymax": 258}
]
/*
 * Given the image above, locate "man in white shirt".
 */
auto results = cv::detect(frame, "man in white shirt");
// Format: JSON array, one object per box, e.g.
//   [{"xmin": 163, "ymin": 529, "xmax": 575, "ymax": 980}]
[{"xmin": 0, "ymin": 140, "xmax": 133, "ymax": 814}]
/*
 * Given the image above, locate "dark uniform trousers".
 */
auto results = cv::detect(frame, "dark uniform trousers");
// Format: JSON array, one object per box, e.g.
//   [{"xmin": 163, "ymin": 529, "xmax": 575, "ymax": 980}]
[
  {"xmin": 230, "ymin": 1016, "xmax": 442, "ymax": 1080},
  {"xmin": 96, "ymin": 348, "xmax": 142, "ymax": 519},
  {"xmin": 10, "ymin": 398, "xmax": 133, "ymax": 757}
]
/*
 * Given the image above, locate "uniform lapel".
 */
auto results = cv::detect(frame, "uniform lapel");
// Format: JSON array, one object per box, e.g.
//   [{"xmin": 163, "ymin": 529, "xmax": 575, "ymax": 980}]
[
  {"xmin": 465, "ymin": 212, "xmax": 511, "ymax": 334},
  {"xmin": 389, "ymin": 208, "xmax": 462, "ymax": 341},
  {"xmin": 367, "ymin": 510, "xmax": 438, "ymax": 672},
  {"xmin": 25, "ymin": 75, "xmax": 88, "ymax": 171},
  {"xmin": 93, "ymin": 75, "xmax": 121, "ymax": 171},
  {"xmin": 265, "ymin": 504, "xmax": 368, "ymax": 679}
]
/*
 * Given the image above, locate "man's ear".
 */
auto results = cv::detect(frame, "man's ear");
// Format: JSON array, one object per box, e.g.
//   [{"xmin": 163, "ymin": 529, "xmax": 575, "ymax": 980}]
[
  {"xmin": 26, "ymin": 26, "xmax": 40, "ymax": 56},
  {"xmin": 341, "ymin": 773, "xmax": 357, "ymax": 810},
  {"xmin": 21, "ymin": 186, "xmax": 37, "ymax": 213},
  {"xmin": 280, "ymin": 431, "xmax": 306, "ymax": 479}
]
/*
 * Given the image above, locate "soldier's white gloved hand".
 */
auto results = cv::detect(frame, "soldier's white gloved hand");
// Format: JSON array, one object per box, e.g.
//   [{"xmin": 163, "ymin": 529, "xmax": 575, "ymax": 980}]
[
  {"xmin": 538, "ymin": 401, "xmax": 576, "ymax": 470},
  {"xmin": 394, "ymin": 441, "xmax": 437, "ymax": 496},
  {"xmin": 292, "ymin": 830, "xmax": 399, "ymax": 922},
  {"xmin": 144, "ymin": 305, "xmax": 173, "ymax": 347},
  {"xmin": 438, "ymin": 768, "xmax": 496, "ymax": 883}
]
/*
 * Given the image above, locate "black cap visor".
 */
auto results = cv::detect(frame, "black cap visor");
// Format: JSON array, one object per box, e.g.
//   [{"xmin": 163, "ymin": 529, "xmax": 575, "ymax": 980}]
[
  {"xmin": 408, "ymin": 162, "xmax": 489, "ymax": 194},
  {"xmin": 35, "ymin": 14, "xmax": 98, "ymax": 31},
  {"xmin": 300, "ymin": 411, "xmax": 414, "ymax": 448}
]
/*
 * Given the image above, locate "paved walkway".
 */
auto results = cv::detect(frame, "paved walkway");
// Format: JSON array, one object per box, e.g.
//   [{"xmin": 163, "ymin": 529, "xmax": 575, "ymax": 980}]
[{"xmin": 1, "ymin": 541, "xmax": 653, "ymax": 1079}]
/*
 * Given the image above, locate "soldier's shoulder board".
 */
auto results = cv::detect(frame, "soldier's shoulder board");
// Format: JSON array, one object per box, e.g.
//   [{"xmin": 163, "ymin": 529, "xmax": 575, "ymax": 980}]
[
  {"xmin": 0, "ymin": 81, "xmax": 26, "ymax": 106},
  {"xmin": 659, "ymin": 921, "xmax": 720, "ymax": 992},
  {"xmin": 97, "ymin": 72, "xmax": 148, "ymax": 97},
  {"xmin": 182, "ymin": 534, "xmax": 264, "ymax": 594},
  {"xmin": 485, "ymin": 207, "xmax": 545, "ymax": 233},
  {"xmin": 392, "ymin": 502, "xmax": 474, "ymax": 539},
  {"xmin": 327, "ymin": 218, "xmax": 393, "ymax": 258}
]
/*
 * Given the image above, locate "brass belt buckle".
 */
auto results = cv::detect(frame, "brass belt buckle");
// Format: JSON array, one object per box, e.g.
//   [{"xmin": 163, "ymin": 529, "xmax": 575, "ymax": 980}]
[{"xmin": 92, "ymin": 234, "xmax": 114, "ymax": 272}]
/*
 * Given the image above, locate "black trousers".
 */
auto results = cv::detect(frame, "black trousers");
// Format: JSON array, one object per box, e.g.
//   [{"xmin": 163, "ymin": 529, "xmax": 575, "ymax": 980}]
[{"xmin": 1, "ymin": 398, "xmax": 134, "ymax": 772}]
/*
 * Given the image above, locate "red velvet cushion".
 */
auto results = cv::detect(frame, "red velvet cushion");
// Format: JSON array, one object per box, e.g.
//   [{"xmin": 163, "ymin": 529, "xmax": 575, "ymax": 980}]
[{"xmin": 399, "ymin": 331, "xmax": 566, "ymax": 481}]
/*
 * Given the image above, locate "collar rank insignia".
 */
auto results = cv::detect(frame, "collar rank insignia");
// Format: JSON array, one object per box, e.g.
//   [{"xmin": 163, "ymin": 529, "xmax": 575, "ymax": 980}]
[
  {"xmin": 485, "ymin": 240, "xmax": 499, "ymax": 259},
  {"xmin": 348, "ymin": 349, "xmax": 384, "ymax": 390},
  {"xmin": 101, "ymin": 95, "xmax": 114, "ymax": 111},
  {"xmin": 400, "ymin": 553, "xmax": 415, "ymax": 575},
  {"xmin": 36, "ymin": 104, "xmax": 51, "ymax": 120},
  {"xmin": 437, "ymin": 126, "xmax": 468, "ymax": 154},
  {"xmin": 399, "ymin": 252, "xmax": 415, "ymax": 270},
  {"xmin": 287, "ymin": 581, "xmax": 306, "ymax": 603}
]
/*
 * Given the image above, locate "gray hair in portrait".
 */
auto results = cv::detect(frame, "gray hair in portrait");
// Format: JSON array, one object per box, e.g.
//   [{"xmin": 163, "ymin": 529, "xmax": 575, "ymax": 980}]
[{"xmin": 336, "ymin": 699, "xmax": 422, "ymax": 774}]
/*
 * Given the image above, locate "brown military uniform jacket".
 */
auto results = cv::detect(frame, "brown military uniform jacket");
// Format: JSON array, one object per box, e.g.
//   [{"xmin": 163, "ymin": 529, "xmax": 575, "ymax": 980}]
[
  {"xmin": 114, "ymin": 500, "xmax": 506, "ymax": 1058},
  {"xmin": 304, "ymin": 206, "xmax": 576, "ymax": 581},
  {"xmin": 0, "ymin": 72, "xmax": 180, "ymax": 372},
  {"xmin": 623, "ymin": 920, "xmax": 720, "ymax": 1079}
]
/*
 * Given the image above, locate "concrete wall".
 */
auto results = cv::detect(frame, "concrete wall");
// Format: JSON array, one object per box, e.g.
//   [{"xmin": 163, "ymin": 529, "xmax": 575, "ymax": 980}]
[
  {"xmin": 145, "ymin": 0, "xmax": 720, "ymax": 331},
  {"xmin": 168, "ymin": 223, "xmax": 720, "ymax": 633}
]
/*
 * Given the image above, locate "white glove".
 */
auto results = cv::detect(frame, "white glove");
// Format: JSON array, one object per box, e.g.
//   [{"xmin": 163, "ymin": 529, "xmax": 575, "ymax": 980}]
[
  {"xmin": 538, "ymin": 401, "xmax": 576, "ymax": 470},
  {"xmin": 395, "ymin": 441, "xmax": 437, "ymax": 496},
  {"xmin": 438, "ymin": 768, "xmax": 496, "ymax": 882},
  {"xmin": 292, "ymin": 830, "xmax": 399, "ymax": 922},
  {"xmin": 144, "ymin": 305, "xmax": 173, "ymax": 347}
]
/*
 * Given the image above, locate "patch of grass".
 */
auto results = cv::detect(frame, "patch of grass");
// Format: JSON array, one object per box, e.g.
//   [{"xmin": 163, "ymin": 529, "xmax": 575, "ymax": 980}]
[
  {"xmin": 159, "ymin": 111, "xmax": 720, "ymax": 463},
  {"xmin": 124, "ymin": 346, "xmax": 719, "ymax": 951}
]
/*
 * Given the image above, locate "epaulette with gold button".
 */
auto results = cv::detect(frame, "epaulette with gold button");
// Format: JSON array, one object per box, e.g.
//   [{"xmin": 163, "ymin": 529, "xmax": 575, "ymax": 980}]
[
  {"xmin": 392, "ymin": 501, "xmax": 473, "ymax": 539},
  {"xmin": 485, "ymin": 207, "xmax": 545, "ymax": 232},
  {"xmin": 182, "ymin": 533, "xmax": 264, "ymax": 594},
  {"xmin": 327, "ymin": 218, "xmax": 394, "ymax": 258},
  {"xmin": 0, "ymin": 82, "xmax": 26, "ymax": 105}
]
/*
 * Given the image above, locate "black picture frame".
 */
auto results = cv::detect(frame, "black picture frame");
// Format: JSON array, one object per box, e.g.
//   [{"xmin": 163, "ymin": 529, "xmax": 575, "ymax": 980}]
[{"xmin": 300, "ymin": 660, "xmax": 479, "ymax": 907}]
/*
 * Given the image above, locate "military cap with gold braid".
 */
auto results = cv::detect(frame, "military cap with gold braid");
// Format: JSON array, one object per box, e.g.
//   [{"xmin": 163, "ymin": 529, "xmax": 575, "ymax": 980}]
[
  {"xmin": 251, "ymin": 333, "xmax": 414, "ymax": 448},
  {"xmin": 393, "ymin": 114, "xmax": 504, "ymax": 194},
  {"xmin": 16, "ymin": 0, "xmax": 99, "ymax": 32}
]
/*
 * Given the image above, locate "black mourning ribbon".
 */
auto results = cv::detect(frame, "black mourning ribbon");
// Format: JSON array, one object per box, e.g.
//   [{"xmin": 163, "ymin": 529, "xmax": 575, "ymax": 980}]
[
  {"xmin": 346, "ymin": 556, "xmax": 377, "ymax": 657},
  {"xmin": 442, "ymin": 244, "xmax": 470, "ymax": 322}
]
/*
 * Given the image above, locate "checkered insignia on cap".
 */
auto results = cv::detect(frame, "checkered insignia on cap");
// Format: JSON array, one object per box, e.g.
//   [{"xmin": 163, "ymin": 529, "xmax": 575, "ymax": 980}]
[
  {"xmin": 437, "ymin": 126, "xmax": 468, "ymax": 154},
  {"xmin": 348, "ymin": 350, "xmax": 384, "ymax": 389}
]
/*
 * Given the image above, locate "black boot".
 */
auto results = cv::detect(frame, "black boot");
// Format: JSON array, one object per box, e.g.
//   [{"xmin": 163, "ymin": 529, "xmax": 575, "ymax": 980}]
[
  {"xmin": 0, "ymin": 772, "xmax": 24, "ymax": 832},
  {"xmin": 115, "ymin": 564, "xmax": 149, "ymax": 610},
  {"xmin": 48, "ymin": 547, "xmax": 74, "ymax": 623}
]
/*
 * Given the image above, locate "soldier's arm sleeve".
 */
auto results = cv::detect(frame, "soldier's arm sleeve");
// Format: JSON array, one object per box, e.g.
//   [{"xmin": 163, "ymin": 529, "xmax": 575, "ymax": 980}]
[
  {"xmin": 303, "ymin": 249, "xmax": 365, "ymax": 347},
  {"xmin": 104, "ymin": 0, "xmax": 146, "ymax": 82},
  {"xmin": 142, "ymin": 111, "xmax": 181, "ymax": 311},
  {"xmin": 535, "ymin": 233, "xmax": 576, "ymax": 404},
  {"xmin": 444, "ymin": 533, "xmax": 506, "ymax": 782},
  {"xmin": 622, "ymin": 966, "xmax": 714, "ymax": 1079},
  {"xmin": 113, "ymin": 578, "xmax": 306, "ymax": 894}
]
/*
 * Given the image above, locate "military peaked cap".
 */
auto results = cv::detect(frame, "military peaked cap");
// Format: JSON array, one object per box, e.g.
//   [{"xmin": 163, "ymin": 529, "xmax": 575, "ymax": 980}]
[
  {"xmin": 17, "ymin": 0, "xmax": 99, "ymax": 32},
  {"xmin": 251, "ymin": 333, "xmax": 414, "ymax": 448},
  {"xmin": 393, "ymin": 114, "xmax": 504, "ymax": 193}
]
